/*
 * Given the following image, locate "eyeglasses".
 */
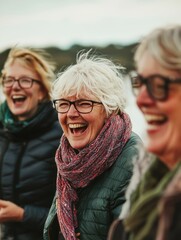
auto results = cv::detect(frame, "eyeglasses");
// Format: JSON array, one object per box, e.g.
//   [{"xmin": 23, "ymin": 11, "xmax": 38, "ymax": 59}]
[
  {"xmin": 2, "ymin": 76, "xmax": 40, "ymax": 89},
  {"xmin": 53, "ymin": 99, "xmax": 102, "ymax": 114},
  {"xmin": 130, "ymin": 72, "xmax": 181, "ymax": 101}
]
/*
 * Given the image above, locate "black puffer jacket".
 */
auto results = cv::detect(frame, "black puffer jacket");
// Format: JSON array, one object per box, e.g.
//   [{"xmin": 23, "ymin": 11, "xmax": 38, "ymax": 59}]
[{"xmin": 0, "ymin": 101, "xmax": 62, "ymax": 240}]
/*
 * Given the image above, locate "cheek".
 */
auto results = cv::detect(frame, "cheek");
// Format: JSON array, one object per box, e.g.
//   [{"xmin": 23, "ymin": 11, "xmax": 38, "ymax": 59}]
[
  {"xmin": 89, "ymin": 111, "xmax": 107, "ymax": 132},
  {"xmin": 3, "ymin": 88, "xmax": 10, "ymax": 96},
  {"xmin": 58, "ymin": 114, "xmax": 65, "ymax": 128},
  {"xmin": 58, "ymin": 114, "xmax": 62, "ymax": 124},
  {"xmin": 171, "ymin": 112, "xmax": 181, "ymax": 134},
  {"xmin": 159, "ymin": 101, "xmax": 181, "ymax": 138},
  {"xmin": 159, "ymin": 99, "xmax": 180, "ymax": 119},
  {"xmin": 37, "ymin": 87, "xmax": 46, "ymax": 101}
]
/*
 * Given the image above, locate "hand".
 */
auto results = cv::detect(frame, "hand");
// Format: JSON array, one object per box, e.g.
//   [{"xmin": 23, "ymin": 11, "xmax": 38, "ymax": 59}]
[
  {"xmin": 0, "ymin": 200, "xmax": 24, "ymax": 222},
  {"xmin": 76, "ymin": 232, "xmax": 80, "ymax": 239}
]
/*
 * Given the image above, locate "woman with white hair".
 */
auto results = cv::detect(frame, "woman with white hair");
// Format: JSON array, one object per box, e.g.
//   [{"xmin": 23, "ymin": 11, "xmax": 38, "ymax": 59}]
[{"xmin": 44, "ymin": 50, "xmax": 141, "ymax": 240}]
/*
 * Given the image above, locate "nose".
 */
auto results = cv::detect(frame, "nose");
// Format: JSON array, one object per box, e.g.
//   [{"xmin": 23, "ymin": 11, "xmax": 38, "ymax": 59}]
[
  {"xmin": 67, "ymin": 103, "xmax": 79, "ymax": 116},
  {"xmin": 12, "ymin": 80, "xmax": 21, "ymax": 89},
  {"xmin": 136, "ymin": 85, "xmax": 154, "ymax": 108}
]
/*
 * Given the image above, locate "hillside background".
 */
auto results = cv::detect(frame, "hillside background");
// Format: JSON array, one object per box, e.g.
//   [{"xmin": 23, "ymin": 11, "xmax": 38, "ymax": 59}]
[{"xmin": 0, "ymin": 43, "xmax": 137, "ymax": 74}]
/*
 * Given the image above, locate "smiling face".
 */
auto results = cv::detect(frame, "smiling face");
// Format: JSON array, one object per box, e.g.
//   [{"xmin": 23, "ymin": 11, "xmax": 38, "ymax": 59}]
[
  {"xmin": 136, "ymin": 52, "xmax": 181, "ymax": 168},
  {"xmin": 3, "ymin": 60, "xmax": 45, "ymax": 121},
  {"xmin": 58, "ymin": 95, "xmax": 107, "ymax": 150}
]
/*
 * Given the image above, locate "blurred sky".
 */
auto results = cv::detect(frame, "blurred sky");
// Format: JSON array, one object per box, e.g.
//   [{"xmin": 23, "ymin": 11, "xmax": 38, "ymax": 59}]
[{"xmin": 1, "ymin": 0, "xmax": 181, "ymax": 52}]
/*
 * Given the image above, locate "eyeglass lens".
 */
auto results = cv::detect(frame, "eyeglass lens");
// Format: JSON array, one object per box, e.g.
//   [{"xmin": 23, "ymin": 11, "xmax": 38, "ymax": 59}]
[
  {"xmin": 131, "ymin": 74, "xmax": 167, "ymax": 100},
  {"xmin": 3, "ymin": 77, "xmax": 37, "ymax": 89},
  {"xmin": 54, "ymin": 100, "xmax": 94, "ymax": 113}
]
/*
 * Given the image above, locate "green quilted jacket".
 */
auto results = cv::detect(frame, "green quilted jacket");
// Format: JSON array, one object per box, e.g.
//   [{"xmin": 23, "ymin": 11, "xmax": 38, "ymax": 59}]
[{"xmin": 44, "ymin": 132, "xmax": 141, "ymax": 240}]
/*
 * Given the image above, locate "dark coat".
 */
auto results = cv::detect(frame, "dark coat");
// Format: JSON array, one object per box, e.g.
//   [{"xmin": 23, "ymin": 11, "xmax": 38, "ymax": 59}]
[
  {"xmin": 44, "ymin": 132, "xmax": 141, "ymax": 240},
  {"xmin": 0, "ymin": 101, "xmax": 62, "ymax": 240},
  {"xmin": 108, "ymin": 159, "xmax": 181, "ymax": 240}
]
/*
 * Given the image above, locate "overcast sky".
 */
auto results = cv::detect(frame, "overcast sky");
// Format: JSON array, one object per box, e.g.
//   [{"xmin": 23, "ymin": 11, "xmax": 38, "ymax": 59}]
[{"xmin": 1, "ymin": 0, "xmax": 181, "ymax": 52}]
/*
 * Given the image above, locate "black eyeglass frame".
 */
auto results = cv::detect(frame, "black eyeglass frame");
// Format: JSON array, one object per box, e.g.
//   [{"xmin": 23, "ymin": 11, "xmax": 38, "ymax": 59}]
[
  {"xmin": 130, "ymin": 73, "xmax": 181, "ymax": 101},
  {"xmin": 2, "ymin": 76, "xmax": 40, "ymax": 89},
  {"xmin": 53, "ymin": 99, "xmax": 102, "ymax": 114}
]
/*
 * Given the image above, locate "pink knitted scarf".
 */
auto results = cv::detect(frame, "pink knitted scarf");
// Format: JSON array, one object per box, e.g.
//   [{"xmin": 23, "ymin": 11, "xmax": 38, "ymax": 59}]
[{"xmin": 55, "ymin": 113, "xmax": 132, "ymax": 240}]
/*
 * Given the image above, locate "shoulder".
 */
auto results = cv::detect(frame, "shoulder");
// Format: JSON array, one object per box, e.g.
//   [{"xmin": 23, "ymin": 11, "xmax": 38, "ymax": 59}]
[
  {"xmin": 108, "ymin": 132, "xmax": 142, "ymax": 186},
  {"xmin": 116, "ymin": 132, "xmax": 142, "ymax": 170},
  {"xmin": 119, "ymin": 150, "xmax": 154, "ymax": 219},
  {"xmin": 156, "ymin": 165, "xmax": 181, "ymax": 240},
  {"xmin": 121, "ymin": 132, "xmax": 143, "ymax": 161},
  {"xmin": 125, "ymin": 132, "xmax": 142, "ymax": 148}
]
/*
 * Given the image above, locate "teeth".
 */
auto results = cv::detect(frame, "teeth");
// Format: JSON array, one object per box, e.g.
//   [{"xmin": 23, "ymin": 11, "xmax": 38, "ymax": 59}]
[
  {"xmin": 12, "ymin": 95, "xmax": 25, "ymax": 99},
  {"xmin": 144, "ymin": 114, "xmax": 166, "ymax": 122},
  {"xmin": 69, "ymin": 123, "xmax": 86, "ymax": 128},
  {"xmin": 147, "ymin": 124, "xmax": 159, "ymax": 130}
]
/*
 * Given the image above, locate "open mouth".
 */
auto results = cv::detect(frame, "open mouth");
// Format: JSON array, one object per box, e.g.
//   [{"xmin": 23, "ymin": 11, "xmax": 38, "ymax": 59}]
[
  {"xmin": 144, "ymin": 114, "xmax": 167, "ymax": 126},
  {"xmin": 12, "ymin": 95, "xmax": 27, "ymax": 104},
  {"xmin": 69, "ymin": 123, "xmax": 88, "ymax": 134}
]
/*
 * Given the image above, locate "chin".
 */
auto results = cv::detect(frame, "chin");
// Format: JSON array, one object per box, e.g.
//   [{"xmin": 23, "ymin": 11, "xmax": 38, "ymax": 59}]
[
  {"xmin": 70, "ymin": 143, "xmax": 85, "ymax": 150},
  {"xmin": 146, "ymin": 141, "xmax": 165, "ymax": 156}
]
